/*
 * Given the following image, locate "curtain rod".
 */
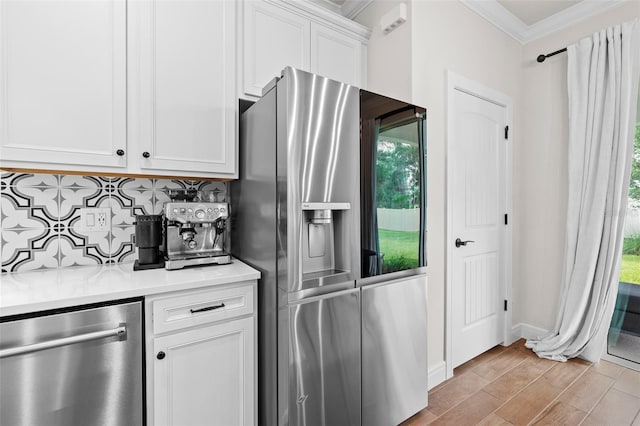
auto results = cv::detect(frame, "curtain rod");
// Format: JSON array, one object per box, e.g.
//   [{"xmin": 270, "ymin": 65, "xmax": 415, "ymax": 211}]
[{"xmin": 537, "ymin": 47, "xmax": 567, "ymax": 63}]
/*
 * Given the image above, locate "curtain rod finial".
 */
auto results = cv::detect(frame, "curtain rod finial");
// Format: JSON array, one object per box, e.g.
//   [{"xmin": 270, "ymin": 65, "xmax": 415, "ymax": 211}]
[{"xmin": 537, "ymin": 54, "xmax": 547, "ymax": 63}]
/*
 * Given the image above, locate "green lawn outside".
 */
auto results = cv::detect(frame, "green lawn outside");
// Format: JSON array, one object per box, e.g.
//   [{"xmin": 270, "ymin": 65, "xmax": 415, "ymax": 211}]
[
  {"xmin": 378, "ymin": 230, "xmax": 639, "ymax": 285},
  {"xmin": 378, "ymin": 229, "xmax": 419, "ymax": 272},
  {"xmin": 620, "ymin": 254, "xmax": 640, "ymax": 285}
]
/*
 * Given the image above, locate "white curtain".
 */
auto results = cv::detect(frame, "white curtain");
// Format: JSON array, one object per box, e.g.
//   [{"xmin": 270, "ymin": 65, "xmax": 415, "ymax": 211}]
[{"xmin": 526, "ymin": 19, "xmax": 640, "ymax": 362}]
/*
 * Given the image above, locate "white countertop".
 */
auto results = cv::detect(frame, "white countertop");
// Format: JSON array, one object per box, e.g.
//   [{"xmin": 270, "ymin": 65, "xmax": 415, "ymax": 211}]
[{"xmin": 0, "ymin": 259, "xmax": 260, "ymax": 317}]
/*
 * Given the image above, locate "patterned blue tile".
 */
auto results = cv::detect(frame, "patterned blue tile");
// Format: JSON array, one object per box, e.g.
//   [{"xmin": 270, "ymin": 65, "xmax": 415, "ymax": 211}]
[
  {"xmin": 5, "ymin": 173, "xmax": 59, "ymax": 188},
  {"xmin": 110, "ymin": 178, "xmax": 154, "ymax": 226},
  {"xmin": 58, "ymin": 215, "xmax": 110, "ymax": 267},
  {"xmin": 1, "ymin": 187, "xmax": 54, "ymax": 229},
  {"xmin": 111, "ymin": 226, "xmax": 136, "ymax": 263},
  {"xmin": 1, "ymin": 173, "xmax": 232, "ymax": 273},
  {"xmin": 1, "ymin": 228, "xmax": 59, "ymax": 273}
]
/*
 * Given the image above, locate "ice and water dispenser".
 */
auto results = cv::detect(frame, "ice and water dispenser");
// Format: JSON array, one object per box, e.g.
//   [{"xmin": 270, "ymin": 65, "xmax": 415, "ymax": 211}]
[{"xmin": 301, "ymin": 202, "xmax": 352, "ymax": 285}]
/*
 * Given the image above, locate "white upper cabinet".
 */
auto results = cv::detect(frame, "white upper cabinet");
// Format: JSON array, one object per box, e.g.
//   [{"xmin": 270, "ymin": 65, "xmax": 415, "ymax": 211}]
[
  {"xmin": 240, "ymin": 0, "xmax": 370, "ymax": 99},
  {"xmin": 0, "ymin": 0, "xmax": 127, "ymax": 168},
  {"xmin": 243, "ymin": 1, "xmax": 310, "ymax": 98},
  {"xmin": 0, "ymin": 0, "xmax": 368, "ymax": 178},
  {"xmin": 129, "ymin": 0, "xmax": 237, "ymax": 178},
  {"xmin": 310, "ymin": 22, "xmax": 365, "ymax": 89}
]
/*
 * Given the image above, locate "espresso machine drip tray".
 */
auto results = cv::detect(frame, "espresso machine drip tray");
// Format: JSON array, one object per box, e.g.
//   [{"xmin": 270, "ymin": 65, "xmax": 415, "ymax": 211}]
[{"xmin": 165, "ymin": 253, "xmax": 232, "ymax": 270}]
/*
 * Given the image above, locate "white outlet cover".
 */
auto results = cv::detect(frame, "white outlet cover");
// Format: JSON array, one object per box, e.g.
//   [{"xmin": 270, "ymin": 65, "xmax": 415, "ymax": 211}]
[{"xmin": 80, "ymin": 207, "xmax": 111, "ymax": 232}]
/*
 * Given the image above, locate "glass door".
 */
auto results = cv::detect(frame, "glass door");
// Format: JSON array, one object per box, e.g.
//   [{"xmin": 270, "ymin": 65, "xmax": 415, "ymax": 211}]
[
  {"xmin": 360, "ymin": 91, "xmax": 426, "ymax": 278},
  {"xmin": 606, "ymin": 122, "xmax": 640, "ymax": 371}
]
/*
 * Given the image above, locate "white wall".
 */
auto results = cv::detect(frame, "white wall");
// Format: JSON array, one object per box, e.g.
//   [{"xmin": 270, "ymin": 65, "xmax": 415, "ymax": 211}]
[
  {"xmin": 515, "ymin": 2, "xmax": 640, "ymax": 331},
  {"xmin": 357, "ymin": 0, "xmax": 523, "ymax": 377},
  {"xmin": 355, "ymin": 1, "xmax": 413, "ymax": 101}
]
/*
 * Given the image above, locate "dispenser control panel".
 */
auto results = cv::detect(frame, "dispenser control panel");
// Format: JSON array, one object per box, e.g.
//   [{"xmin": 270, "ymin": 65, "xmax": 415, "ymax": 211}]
[{"xmin": 164, "ymin": 202, "xmax": 228, "ymax": 223}]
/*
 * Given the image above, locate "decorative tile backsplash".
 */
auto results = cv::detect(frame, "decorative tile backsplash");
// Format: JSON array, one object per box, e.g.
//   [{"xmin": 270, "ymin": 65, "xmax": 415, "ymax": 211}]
[{"xmin": 0, "ymin": 172, "xmax": 226, "ymax": 273}]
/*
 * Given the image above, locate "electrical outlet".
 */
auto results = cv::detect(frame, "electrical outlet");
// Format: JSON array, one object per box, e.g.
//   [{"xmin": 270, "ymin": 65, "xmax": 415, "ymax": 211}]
[{"xmin": 80, "ymin": 207, "xmax": 111, "ymax": 232}]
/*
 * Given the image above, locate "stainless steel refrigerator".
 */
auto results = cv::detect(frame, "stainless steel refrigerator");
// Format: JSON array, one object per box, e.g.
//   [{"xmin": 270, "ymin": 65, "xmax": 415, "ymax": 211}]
[
  {"xmin": 231, "ymin": 67, "xmax": 427, "ymax": 426},
  {"xmin": 359, "ymin": 90, "xmax": 428, "ymax": 426}
]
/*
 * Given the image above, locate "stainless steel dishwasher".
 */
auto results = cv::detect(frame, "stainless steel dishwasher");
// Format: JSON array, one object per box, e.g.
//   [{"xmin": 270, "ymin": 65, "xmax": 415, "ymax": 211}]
[{"xmin": 0, "ymin": 298, "xmax": 144, "ymax": 426}]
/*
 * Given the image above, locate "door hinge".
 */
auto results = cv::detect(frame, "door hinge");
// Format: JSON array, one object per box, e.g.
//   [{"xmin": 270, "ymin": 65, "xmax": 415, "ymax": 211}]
[
  {"xmin": 504, "ymin": 300, "xmax": 508, "ymax": 311},
  {"xmin": 504, "ymin": 214, "xmax": 508, "ymax": 225},
  {"xmin": 504, "ymin": 125, "xmax": 509, "ymax": 140}
]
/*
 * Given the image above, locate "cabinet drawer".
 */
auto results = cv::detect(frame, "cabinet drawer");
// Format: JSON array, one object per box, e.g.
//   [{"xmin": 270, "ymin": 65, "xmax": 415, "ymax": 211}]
[{"xmin": 151, "ymin": 284, "xmax": 254, "ymax": 334}]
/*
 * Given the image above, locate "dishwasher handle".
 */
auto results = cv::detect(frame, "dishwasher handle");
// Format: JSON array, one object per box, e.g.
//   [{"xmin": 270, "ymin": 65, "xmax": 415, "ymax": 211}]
[{"xmin": 0, "ymin": 325, "xmax": 127, "ymax": 359}]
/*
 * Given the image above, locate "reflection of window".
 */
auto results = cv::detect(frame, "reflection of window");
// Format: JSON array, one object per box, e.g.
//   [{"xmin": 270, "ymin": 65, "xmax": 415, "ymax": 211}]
[
  {"xmin": 377, "ymin": 123, "xmax": 421, "ymax": 210},
  {"xmin": 607, "ymin": 122, "xmax": 640, "ymax": 369},
  {"xmin": 376, "ymin": 119, "xmax": 423, "ymax": 273}
]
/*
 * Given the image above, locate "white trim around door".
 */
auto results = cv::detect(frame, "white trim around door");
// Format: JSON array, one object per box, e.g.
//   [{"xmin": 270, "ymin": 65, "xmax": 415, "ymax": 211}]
[{"xmin": 445, "ymin": 71, "xmax": 514, "ymax": 379}]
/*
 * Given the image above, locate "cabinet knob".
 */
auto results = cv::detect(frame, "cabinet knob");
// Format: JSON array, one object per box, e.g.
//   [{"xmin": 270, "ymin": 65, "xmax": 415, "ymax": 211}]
[
  {"xmin": 142, "ymin": 151, "xmax": 150, "ymax": 158},
  {"xmin": 116, "ymin": 149, "xmax": 125, "ymax": 156},
  {"xmin": 157, "ymin": 351, "xmax": 166, "ymax": 360}
]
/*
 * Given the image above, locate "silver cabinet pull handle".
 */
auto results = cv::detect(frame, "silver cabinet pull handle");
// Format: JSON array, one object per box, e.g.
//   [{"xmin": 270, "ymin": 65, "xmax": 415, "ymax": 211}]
[{"xmin": 0, "ymin": 326, "xmax": 127, "ymax": 359}]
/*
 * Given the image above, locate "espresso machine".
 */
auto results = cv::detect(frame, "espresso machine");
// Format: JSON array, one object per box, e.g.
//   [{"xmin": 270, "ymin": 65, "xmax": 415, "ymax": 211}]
[{"xmin": 163, "ymin": 190, "xmax": 232, "ymax": 270}]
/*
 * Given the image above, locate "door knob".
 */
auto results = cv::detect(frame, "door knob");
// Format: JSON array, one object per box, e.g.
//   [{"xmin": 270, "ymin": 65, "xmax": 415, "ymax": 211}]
[
  {"xmin": 116, "ymin": 149, "xmax": 125, "ymax": 156},
  {"xmin": 455, "ymin": 238, "xmax": 475, "ymax": 248},
  {"xmin": 142, "ymin": 151, "xmax": 150, "ymax": 158}
]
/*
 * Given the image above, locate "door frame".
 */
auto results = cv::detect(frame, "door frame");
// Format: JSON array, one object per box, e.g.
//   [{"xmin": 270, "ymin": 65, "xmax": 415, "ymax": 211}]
[{"xmin": 445, "ymin": 71, "xmax": 513, "ymax": 379}]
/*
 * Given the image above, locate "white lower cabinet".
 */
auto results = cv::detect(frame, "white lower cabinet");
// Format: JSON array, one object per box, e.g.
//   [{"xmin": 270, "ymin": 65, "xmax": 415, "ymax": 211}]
[{"xmin": 146, "ymin": 282, "xmax": 256, "ymax": 426}]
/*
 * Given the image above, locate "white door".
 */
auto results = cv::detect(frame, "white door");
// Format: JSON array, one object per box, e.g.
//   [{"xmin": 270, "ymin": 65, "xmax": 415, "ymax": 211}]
[
  {"xmin": 450, "ymin": 85, "xmax": 509, "ymax": 368},
  {"xmin": 153, "ymin": 317, "xmax": 255, "ymax": 426}
]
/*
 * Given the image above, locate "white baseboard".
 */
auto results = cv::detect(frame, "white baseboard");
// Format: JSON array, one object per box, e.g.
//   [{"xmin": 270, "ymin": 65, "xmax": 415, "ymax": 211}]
[
  {"xmin": 428, "ymin": 361, "xmax": 447, "ymax": 390},
  {"xmin": 511, "ymin": 322, "xmax": 549, "ymax": 342}
]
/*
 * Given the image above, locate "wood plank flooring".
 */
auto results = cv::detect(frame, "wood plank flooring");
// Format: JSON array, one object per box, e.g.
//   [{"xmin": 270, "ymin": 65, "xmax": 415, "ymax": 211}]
[{"xmin": 402, "ymin": 339, "xmax": 640, "ymax": 426}]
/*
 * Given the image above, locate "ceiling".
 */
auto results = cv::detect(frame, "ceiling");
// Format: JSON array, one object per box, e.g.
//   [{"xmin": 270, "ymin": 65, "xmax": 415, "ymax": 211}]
[
  {"xmin": 457, "ymin": 0, "xmax": 625, "ymax": 43},
  {"xmin": 496, "ymin": 0, "xmax": 582, "ymax": 26},
  {"xmin": 317, "ymin": 0, "xmax": 626, "ymax": 44}
]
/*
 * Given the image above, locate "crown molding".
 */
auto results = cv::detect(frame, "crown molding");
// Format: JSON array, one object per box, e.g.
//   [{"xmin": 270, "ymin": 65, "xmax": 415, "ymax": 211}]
[
  {"xmin": 460, "ymin": 0, "xmax": 626, "ymax": 44},
  {"xmin": 277, "ymin": 0, "xmax": 372, "ymax": 40},
  {"xmin": 303, "ymin": 0, "xmax": 373, "ymax": 20},
  {"xmin": 341, "ymin": 0, "xmax": 373, "ymax": 19}
]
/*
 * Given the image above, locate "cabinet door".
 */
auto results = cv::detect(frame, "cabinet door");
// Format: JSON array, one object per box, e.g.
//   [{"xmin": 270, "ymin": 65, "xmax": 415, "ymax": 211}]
[
  {"xmin": 153, "ymin": 317, "xmax": 254, "ymax": 426},
  {"xmin": 0, "ymin": 0, "xmax": 126, "ymax": 168},
  {"xmin": 310, "ymin": 22, "xmax": 364, "ymax": 88},
  {"xmin": 131, "ymin": 0, "xmax": 236, "ymax": 176},
  {"xmin": 242, "ymin": 1, "xmax": 310, "ymax": 97}
]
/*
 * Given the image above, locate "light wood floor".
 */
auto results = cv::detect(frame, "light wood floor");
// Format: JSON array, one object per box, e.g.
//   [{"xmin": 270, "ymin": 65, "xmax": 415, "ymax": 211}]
[{"xmin": 403, "ymin": 339, "xmax": 640, "ymax": 425}]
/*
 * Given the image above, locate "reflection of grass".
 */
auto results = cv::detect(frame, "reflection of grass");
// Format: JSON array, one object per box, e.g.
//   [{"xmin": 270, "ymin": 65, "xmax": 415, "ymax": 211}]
[
  {"xmin": 379, "ymin": 229, "xmax": 419, "ymax": 272},
  {"xmin": 620, "ymin": 255, "xmax": 640, "ymax": 285}
]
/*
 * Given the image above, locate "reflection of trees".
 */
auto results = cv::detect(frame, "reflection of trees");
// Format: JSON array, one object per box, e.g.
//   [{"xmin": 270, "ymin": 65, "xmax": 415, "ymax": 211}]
[
  {"xmin": 376, "ymin": 139, "xmax": 419, "ymax": 209},
  {"xmin": 629, "ymin": 124, "xmax": 640, "ymax": 208}
]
